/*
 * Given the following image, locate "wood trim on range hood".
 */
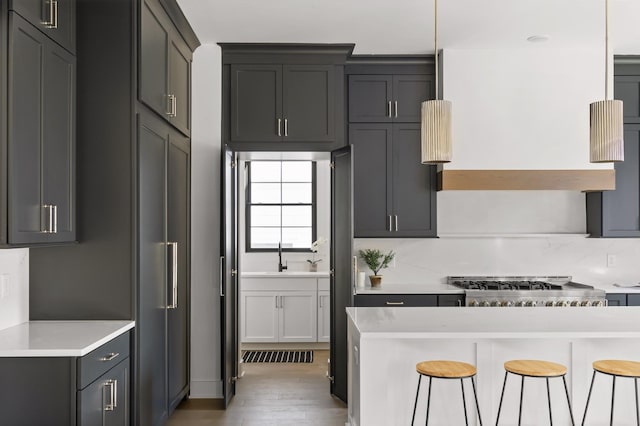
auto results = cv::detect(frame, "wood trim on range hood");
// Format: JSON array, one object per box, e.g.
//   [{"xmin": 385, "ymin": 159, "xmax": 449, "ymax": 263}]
[{"xmin": 437, "ymin": 169, "xmax": 616, "ymax": 191}]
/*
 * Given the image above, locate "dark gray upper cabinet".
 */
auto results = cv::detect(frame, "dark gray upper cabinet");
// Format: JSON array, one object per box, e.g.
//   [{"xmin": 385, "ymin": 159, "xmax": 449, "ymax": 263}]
[
  {"xmin": 8, "ymin": 12, "xmax": 75, "ymax": 244},
  {"xmin": 349, "ymin": 74, "xmax": 431, "ymax": 123},
  {"xmin": 231, "ymin": 64, "xmax": 335, "ymax": 143},
  {"xmin": 9, "ymin": 0, "xmax": 76, "ymax": 54},
  {"xmin": 140, "ymin": 0, "xmax": 192, "ymax": 136},
  {"xmin": 350, "ymin": 124, "xmax": 436, "ymax": 238},
  {"xmin": 587, "ymin": 66, "xmax": 640, "ymax": 237}
]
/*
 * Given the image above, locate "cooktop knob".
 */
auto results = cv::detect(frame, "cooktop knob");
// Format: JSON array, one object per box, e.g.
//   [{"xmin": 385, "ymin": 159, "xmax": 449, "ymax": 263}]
[
  {"xmin": 570, "ymin": 301, "xmax": 580, "ymax": 307},
  {"xmin": 469, "ymin": 299, "xmax": 479, "ymax": 307},
  {"xmin": 593, "ymin": 300, "xmax": 605, "ymax": 307},
  {"xmin": 481, "ymin": 301, "xmax": 491, "ymax": 307},
  {"xmin": 501, "ymin": 300, "xmax": 513, "ymax": 307},
  {"xmin": 525, "ymin": 300, "xmax": 537, "ymax": 307},
  {"xmin": 545, "ymin": 301, "xmax": 555, "ymax": 307},
  {"xmin": 515, "ymin": 301, "xmax": 525, "ymax": 307},
  {"xmin": 490, "ymin": 300, "xmax": 500, "ymax": 307},
  {"xmin": 556, "ymin": 300, "xmax": 568, "ymax": 307},
  {"xmin": 581, "ymin": 300, "xmax": 592, "ymax": 307}
]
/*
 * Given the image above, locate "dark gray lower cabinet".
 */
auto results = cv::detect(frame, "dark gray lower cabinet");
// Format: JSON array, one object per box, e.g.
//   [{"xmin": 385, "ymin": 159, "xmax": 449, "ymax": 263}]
[
  {"xmin": 606, "ymin": 293, "xmax": 627, "ymax": 306},
  {"xmin": 350, "ymin": 123, "xmax": 437, "ymax": 237},
  {"xmin": 354, "ymin": 294, "xmax": 437, "ymax": 307},
  {"xmin": 0, "ymin": 333, "xmax": 130, "ymax": 426},
  {"xmin": 628, "ymin": 294, "xmax": 640, "ymax": 306},
  {"xmin": 437, "ymin": 294, "xmax": 465, "ymax": 307}
]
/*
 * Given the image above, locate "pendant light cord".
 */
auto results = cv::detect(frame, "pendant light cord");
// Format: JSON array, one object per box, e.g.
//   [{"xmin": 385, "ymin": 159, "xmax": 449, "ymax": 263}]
[
  {"xmin": 605, "ymin": 0, "xmax": 609, "ymax": 100},
  {"xmin": 434, "ymin": 0, "xmax": 439, "ymax": 100}
]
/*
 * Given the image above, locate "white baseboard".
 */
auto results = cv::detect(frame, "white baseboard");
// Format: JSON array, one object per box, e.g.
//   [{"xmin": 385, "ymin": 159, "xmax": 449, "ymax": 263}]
[{"xmin": 189, "ymin": 379, "xmax": 223, "ymax": 398}]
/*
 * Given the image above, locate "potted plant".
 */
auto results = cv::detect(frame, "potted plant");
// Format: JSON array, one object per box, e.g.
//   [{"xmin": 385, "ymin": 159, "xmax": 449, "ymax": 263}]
[
  {"xmin": 307, "ymin": 237, "xmax": 327, "ymax": 272},
  {"xmin": 358, "ymin": 249, "xmax": 395, "ymax": 287}
]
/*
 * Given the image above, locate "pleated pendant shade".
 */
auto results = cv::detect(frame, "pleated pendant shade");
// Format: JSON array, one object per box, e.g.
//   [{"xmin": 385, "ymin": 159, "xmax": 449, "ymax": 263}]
[
  {"xmin": 590, "ymin": 99, "xmax": 624, "ymax": 163},
  {"xmin": 421, "ymin": 99, "xmax": 452, "ymax": 163}
]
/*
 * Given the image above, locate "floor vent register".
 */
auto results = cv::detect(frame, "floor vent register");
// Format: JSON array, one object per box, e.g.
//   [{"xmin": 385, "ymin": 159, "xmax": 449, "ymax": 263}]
[{"xmin": 241, "ymin": 350, "xmax": 314, "ymax": 363}]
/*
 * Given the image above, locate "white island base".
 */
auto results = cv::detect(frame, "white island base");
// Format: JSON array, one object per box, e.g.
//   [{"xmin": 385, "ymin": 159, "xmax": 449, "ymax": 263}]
[{"xmin": 347, "ymin": 307, "xmax": 640, "ymax": 426}]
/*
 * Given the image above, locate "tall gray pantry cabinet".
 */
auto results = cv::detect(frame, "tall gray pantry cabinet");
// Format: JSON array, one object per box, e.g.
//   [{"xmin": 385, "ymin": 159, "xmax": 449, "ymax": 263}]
[{"xmin": 27, "ymin": 0, "xmax": 199, "ymax": 425}]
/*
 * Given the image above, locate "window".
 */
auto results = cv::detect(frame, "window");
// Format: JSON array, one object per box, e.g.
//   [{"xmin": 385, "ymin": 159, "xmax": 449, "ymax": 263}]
[{"xmin": 246, "ymin": 161, "xmax": 316, "ymax": 251}]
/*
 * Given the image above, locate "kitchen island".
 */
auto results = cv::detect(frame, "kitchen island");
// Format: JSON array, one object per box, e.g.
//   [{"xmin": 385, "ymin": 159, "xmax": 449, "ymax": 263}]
[{"xmin": 347, "ymin": 307, "xmax": 640, "ymax": 426}]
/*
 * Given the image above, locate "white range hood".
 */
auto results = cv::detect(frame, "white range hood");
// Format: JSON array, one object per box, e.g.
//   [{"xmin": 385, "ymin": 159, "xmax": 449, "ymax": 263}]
[{"xmin": 438, "ymin": 48, "xmax": 615, "ymax": 191}]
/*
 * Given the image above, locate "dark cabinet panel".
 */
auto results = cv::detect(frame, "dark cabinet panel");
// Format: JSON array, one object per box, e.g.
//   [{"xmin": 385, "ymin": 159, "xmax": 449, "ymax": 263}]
[
  {"xmin": 606, "ymin": 294, "xmax": 627, "ymax": 306},
  {"xmin": 283, "ymin": 65, "xmax": 335, "ymax": 142},
  {"xmin": 348, "ymin": 75, "xmax": 392, "ymax": 123},
  {"xmin": 138, "ymin": 112, "xmax": 169, "ymax": 426},
  {"xmin": 140, "ymin": 0, "xmax": 169, "ymax": 120},
  {"xmin": 392, "ymin": 75, "xmax": 431, "ymax": 123},
  {"xmin": 78, "ymin": 358, "xmax": 129, "ymax": 426},
  {"xmin": 615, "ymin": 76, "xmax": 640, "ymax": 124},
  {"xmin": 438, "ymin": 294, "xmax": 465, "ymax": 307},
  {"xmin": 350, "ymin": 124, "xmax": 392, "ymax": 237},
  {"xmin": 354, "ymin": 294, "xmax": 437, "ymax": 307},
  {"xmin": 392, "ymin": 124, "xmax": 437, "ymax": 237},
  {"xmin": 9, "ymin": 0, "xmax": 76, "ymax": 53},
  {"xmin": 230, "ymin": 65, "xmax": 282, "ymax": 142},
  {"xmin": 169, "ymin": 37, "xmax": 191, "ymax": 135},
  {"xmin": 8, "ymin": 12, "xmax": 76, "ymax": 244},
  {"xmin": 628, "ymin": 294, "xmax": 640, "ymax": 306},
  {"xmin": 167, "ymin": 134, "xmax": 190, "ymax": 413}
]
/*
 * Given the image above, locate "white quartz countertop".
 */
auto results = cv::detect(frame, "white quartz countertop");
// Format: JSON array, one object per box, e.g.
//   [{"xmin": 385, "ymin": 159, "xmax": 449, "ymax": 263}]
[
  {"xmin": 347, "ymin": 306, "xmax": 640, "ymax": 339},
  {"xmin": 0, "ymin": 320, "xmax": 135, "ymax": 357},
  {"xmin": 241, "ymin": 271, "xmax": 330, "ymax": 278},
  {"xmin": 356, "ymin": 283, "xmax": 463, "ymax": 294}
]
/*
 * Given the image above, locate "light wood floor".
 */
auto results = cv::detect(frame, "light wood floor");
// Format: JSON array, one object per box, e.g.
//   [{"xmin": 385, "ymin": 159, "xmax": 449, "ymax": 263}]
[{"xmin": 167, "ymin": 350, "xmax": 348, "ymax": 425}]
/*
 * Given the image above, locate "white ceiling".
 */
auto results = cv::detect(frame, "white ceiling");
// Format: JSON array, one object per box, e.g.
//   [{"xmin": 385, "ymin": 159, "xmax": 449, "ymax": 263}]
[{"xmin": 177, "ymin": 0, "xmax": 640, "ymax": 54}]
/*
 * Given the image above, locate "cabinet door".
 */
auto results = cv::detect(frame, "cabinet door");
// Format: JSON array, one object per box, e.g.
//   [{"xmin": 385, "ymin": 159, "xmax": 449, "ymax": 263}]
[
  {"xmin": 8, "ymin": 14, "xmax": 46, "ymax": 243},
  {"xmin": 615, "ymin": 75, "xmax": 640, "ymax": 124},
  {"xmin": 78, "ymin": 359, "xmax": 130, "ymax": 426},
  {"xmin": 168, "ymin": 36, "xmax": 191, "ymax": 136},
  {"xmin": 438, "ymin": 294, "xmax": 465, "ymax": 307},
  {"xmin": 138, "ymin": 111, "xmax": 168, "ymax": 426},
  {"xmin": 392, "ymin": 75, "xmax": 431, "ymax": 123},
  {"xmin": 606, "ymin": 294, "xmax": 627, "ymax": 307},
  {"xmin": 140, "ymin": 0, "xmax": 170, "ymax": 119},
  {"xmin": 42, "ymin": 38, "xmax": 75, "ymax": 242},
  {"xmin": 317, "ymin": 290, "xmax": 330, "ymax": 342},
  {"xmin": 167, "ymin": 134, "xmax": 190, "ymax": 412},
  {"xmin": 627, "ymin": 294, "xmax": 640, "ymax": 306},
  {"xmin": 279, "ymin": 291, "xmax": 317, "ymax": 342},
  {"xmin": 241, "ymin": 291, "xmax": 279, "ymax": 343},
  {"xmin": 600, "ymin": 126, "xmax": 640, "ymax": 237},
  {"xmin": 9, "ymin": 0, "xmax": 76, "ymax": 53},
  {"xmin": 392, "ymin": 124, "xmax": 437, "ymax": 237},
  {"xmin": 350, "ymin": 124, "xmax": 393, "ymax": 237},
  {"xmin": 230, "ymin": 65, "xmax": 282, "ymax": 142},
  {"xmin": 283, "ymin": 65, "xmax": 335, "ymax": 142},
  {"xmin": 348, "ymin": 75, "xmax": 392, "ymax": 123}
]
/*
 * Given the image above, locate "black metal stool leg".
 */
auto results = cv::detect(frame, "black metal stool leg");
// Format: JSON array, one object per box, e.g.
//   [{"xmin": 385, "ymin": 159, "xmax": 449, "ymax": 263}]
[
  {"xmin": 610, "ymin": 375, "xmax": 616, "ymax": 426},
  {"xmin": 425, "ymin": 376, "xmax": 432, "ymax": 426},
  {"xmin": 471, "ymin": 376, "xmax": 483, "ymax": 426},
  {"xmin": 581, "ymin": 370, "xmax": 596, "ymax": 426},
  {"xmin": 633, "ymin": 377, "xmax": 640, "ymax": 426},
  {"xmin": 518, "ymin": 376, "xmax": 525, "ymax": 426},
  {"xmin": 461, "ymin": 378, "xmax": 469, "ymax": 426},
  {"xmin": 546, "ymin": 377, "xmax": 553, "ymax": 426},
  {"xmin": 411, "ymin": 375, "xmax": 422, "ymax": 426},
  {"xmin": 496, "ymin": 371, "xmax": 508, "ymax": 426},
  {"xmin": 562, "ymin": 375, "xmax": 576, "ymax": 426}
]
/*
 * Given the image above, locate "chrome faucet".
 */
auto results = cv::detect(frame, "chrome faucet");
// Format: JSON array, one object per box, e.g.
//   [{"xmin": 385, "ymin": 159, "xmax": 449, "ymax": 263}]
[{"xmin": 278, "ymin": 242, "xmax": 288, "ymax": 272}]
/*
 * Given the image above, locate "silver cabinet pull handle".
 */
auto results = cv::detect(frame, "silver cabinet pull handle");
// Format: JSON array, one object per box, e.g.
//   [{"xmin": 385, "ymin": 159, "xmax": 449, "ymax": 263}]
[
  {"xmin": 284, "ymin": 119, "xmax": 288, "ymax": 137},
  {"xmin": 394, "ymin": 215, "xmax": 398, "ymax": 232},
  {"xmin": 99, "ymin": 352, "xmax": 120, "ymax": 362},
  {"xmin": 104, "ymin": 379, "xmax": 117, "ymax": 411},
  {"xmin": 387, "ymin": 101, "xmax": 392, "ymax": 118},
  {"xmin": 41, "ymin": 205, "xmax": 50, "ymax": 233},
  {"xmin": 219, "ymin": 256, "xmax": 224, "ymax": 297},
  {"xmin": 52, "ymin": 205, "xmax": 58, "ymax": 233},
  {"xmin": 48, "ymin": 205, "xmax": 54, "ymax": 233},
  {"xmin": 167, "ymin": 95, "xmax": 177, "ymax": 117},
  {"xmin": 172, "ymin": 95, "xmax": 177, "ymax": 117},
  {"xmin": 168, "ymin": 242, "xmax": 178, "ymax": 309},
  {"xmin": 394, "ymin": 101, "xmax": 398, "ymax": 118},
  {"xmin": 352, "ymin": 255, "xmax": 357, "ymax": 296},
  {"xmin": 52, "ymin": 0, "xmax": 58, "ymax": 28},
  {"xmin": 457, "ymin": 299, "xmax": 462, "ymax": 307},
  {"xmin": 277, "ymin": 118, "xmax": 282, "ymax": 136},
  {"xmin": 385, "ymin": 301, "xmax": 404, "ymax": 305},
  {"xmin": 275, "ymin": 295, "xmax": 278, "ymax": 309},
  {"xmin": 388, "ymin": 215, "xmax": 392, "ymax": 231}
]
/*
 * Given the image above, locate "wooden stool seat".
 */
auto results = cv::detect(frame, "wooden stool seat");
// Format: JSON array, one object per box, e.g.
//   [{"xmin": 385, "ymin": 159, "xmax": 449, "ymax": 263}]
[
  {"xmin": 416, "ymin": 360, "xmax": 477, "ymax": 378},
  {"xmin": 504, "ymin": 359, "xmax": 568, "ymax": 377},
  {"xmin": 593, "ymin": 360, "xmax": 640, "ymax": 378}
]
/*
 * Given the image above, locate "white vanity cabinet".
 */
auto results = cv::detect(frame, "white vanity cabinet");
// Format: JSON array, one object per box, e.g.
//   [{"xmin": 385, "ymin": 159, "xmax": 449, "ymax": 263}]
[{"xmin": 241, "ymin": 274, "xmax": 329, "ymax": 343}]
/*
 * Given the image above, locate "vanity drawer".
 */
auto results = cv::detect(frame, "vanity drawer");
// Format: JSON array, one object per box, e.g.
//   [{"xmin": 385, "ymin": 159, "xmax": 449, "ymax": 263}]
[
  {"xmin": 77, "ymin": 332, "xmax": 130, "ymax": 389},
  {"xmin": 354, "ymin": 294, "xmax": 437, "ymax": 307}
]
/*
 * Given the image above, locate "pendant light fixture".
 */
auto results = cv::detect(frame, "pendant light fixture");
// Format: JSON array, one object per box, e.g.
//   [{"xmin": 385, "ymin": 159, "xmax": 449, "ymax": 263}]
[
  {"xmin": 421, "ymin": 0, "xmax": 452, "ymax": 164},
  {"xmin": 590, "ymin": 0, "xmax": 623, "ymax": 163}
]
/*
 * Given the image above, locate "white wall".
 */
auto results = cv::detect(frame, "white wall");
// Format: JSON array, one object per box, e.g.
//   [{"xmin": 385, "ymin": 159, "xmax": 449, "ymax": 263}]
[
  {"xmin": 190, "ymin": 44, "xmax": 222, "ymax": 398},
  {"xmin": 239, "ymin": 158, "xmax": 331, "ymax": 273},
  {"xmin": 0, "ymin": 249, "xmax": 29, "ymax": 331}
]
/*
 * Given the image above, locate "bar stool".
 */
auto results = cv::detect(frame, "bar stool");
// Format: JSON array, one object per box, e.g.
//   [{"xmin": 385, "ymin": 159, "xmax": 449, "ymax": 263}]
[
  {"xmin": 411, "ymin": 360, "xmax": 483, "ymax": 426},
  {"xmin": 581, "ymin": 359, "xmax": 640, "ymax": 425},
  {"xmin": 496, "ymin": 360, "xmax": 575, "ymax": 426}
]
